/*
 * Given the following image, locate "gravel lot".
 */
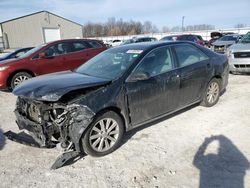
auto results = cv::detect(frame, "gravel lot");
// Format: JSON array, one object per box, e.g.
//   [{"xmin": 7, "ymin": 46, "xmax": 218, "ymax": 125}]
[{"xmin": 0, "ymin": 74, "xmax": 249, "ymax": 188}]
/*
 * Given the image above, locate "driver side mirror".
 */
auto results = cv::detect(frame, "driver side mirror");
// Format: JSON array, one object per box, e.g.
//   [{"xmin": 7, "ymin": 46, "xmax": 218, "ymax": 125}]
[
  {"xmin": 39, "ymin": 52, "xmax": 47, "ymax": 59},
  {"xmin": 128, "ymin": 72, "xmax": 150, "ymax": 82}
]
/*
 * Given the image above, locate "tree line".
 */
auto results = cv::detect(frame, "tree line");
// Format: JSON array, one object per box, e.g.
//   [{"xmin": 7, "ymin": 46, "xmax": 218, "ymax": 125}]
[{"xmin": 83, "ymin": 18, "xmax": 249, "ymax": 37}]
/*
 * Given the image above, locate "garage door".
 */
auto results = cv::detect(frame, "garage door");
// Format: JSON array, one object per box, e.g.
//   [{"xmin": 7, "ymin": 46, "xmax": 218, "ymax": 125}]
[{"xmin": 43, "ymin": 28, "xmax": 61, "ymax": 43}]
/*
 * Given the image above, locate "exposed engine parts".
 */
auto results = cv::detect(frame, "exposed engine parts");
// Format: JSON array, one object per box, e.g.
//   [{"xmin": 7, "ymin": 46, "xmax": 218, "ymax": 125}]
[{"xmin": 7, "ymin": 97, "xmax": 95, "ymax": 169}]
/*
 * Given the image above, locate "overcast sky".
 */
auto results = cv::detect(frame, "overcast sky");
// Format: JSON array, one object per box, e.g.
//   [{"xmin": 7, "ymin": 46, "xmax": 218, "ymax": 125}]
[{"xmin": 0, "ymin": 0, "xmax": 249, "ymax": 29}]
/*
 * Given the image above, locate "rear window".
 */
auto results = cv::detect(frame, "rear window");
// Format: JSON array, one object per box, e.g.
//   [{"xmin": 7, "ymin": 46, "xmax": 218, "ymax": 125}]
[
  {"xmin": 72, "ymin": 42, "xmax": 89, "ymax": 52},
  {"xmin": 88, "ymin": 41, "xmax": 103, "ymax": 48},
  {"xmin": 174, "ymin": 44, "xmax": 209, "ymax": 67},
  {"xmin": 179, "ymin": 35, "xmax": 196, "ymax": 41},
  {"xmin": 196, "ymin": 35, "xmax": 203, "ymax": 40},
  {"xmin": 217, "ymin": 35, "xmax": 238, "ymax": 41}
]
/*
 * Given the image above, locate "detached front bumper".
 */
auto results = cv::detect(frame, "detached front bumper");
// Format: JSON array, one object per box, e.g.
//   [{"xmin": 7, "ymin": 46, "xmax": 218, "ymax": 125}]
[
  {"xmin": 7, "ymin": 97, "xmax": 96, "ymax": 152},
  {"xmin": 5, "ymin": 96, "xmax": 96, "ymax": 169}
]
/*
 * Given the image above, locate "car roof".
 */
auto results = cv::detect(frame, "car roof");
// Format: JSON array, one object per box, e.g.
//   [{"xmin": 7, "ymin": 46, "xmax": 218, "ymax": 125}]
[
  {"xmin": 46, "ymin": 38, "xmax": 102, "ymax": 45},
  {"xmin": 135, "ymin": 36, "xmax": 156, "ymax": 39},
  {"xmin": 113, "ymin": 41, "xmax": 193, "ymax": 50}
]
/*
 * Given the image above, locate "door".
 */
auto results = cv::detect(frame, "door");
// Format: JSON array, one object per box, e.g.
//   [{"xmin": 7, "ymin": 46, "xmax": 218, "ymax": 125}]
[
  {"xmin": 64, "ymin": 41, "xmax": 92, "ymax": 70},
  {"xmin": 62, "ymin": 41, "xmax": 106, "ymax": 71},
  {"xmin": 43, "ymin": 28, "xmax": 61, "ymax": 43},
  {"xmin": 173, "ymin": 44, "xmax": 210, "ymax": 107},
  {"xmin": 125, "ymin": 47, "xmax": 180, "ymax": 126},
  {"xmin": 32, "ymin": 42, "xmax": 70, "ymax": 75}
]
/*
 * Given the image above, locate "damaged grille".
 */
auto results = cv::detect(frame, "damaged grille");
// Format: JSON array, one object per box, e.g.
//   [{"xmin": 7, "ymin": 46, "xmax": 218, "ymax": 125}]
[{"xmin": 234, "ymin": 52, "xmax": 250, "ymax": 58}]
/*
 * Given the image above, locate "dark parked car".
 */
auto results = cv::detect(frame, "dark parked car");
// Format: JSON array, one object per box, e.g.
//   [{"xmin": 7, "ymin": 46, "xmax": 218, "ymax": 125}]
[
  {"xmin": 7, "ymin": 41, "xmax": 229, "ymax": 167},
  {"xmin": 207, "ymin": 32, "xmax": 223, "ymax": 48},
  {"xmin": 160, "ymin": 35, "xmax": 179, "ymax": 41},
  {"xmin": 177, "ymin": 34, "xmax": 205, "ymax": 46},
  {"xmin": 0, "ymin": 39, "xmax": 106, "ymax": 90},
  {"xmin": 0, "ymin": 47, "xmax": 33, "ymax": 62},
  {"xmin": 212, "ymin": 34, "xmax": 241, "ymax": 53}
]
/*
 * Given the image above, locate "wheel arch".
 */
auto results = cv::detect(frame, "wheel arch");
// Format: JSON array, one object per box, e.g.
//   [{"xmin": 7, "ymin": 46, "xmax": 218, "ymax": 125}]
[
  {"xmin": 78, "ymin": 105, "xmax": 128, "ymax": 154},
  {"xmin": 211, "ymin": 75, "xmax": 222, "ymax": 90},
  {"xmin": 94, "ymin": 106, "xmax": 128, "ymax": 131},
  {"xmin": 7, "ymin": 69, "xmax": 35, "ymax": 88}
]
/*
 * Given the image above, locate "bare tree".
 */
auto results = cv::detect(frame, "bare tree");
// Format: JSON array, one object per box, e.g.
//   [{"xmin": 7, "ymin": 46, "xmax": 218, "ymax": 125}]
[
  {"xmin": 162, "ymin": 26, "xmax": 170, "ymax": 33},
  {"xmin": 82, "ymin": 18, "xmax": 144, "ymax": 37},
  {"xmin": 142, "ymin": 21, "xmax": 153, "ymax": 33},
  {"xmin": 234, "ymin": 23, "xmax": 246, "ymax": 28}
]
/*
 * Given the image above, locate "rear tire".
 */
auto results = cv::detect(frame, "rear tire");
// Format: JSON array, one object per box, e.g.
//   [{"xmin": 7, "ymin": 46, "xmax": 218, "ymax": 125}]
[
  {"xmin": 10, "ymin": 72, "xmax": 32, "ymax": 90},
  {"xmin": 201, "ymin": 78, "xmax": 220, "ymax": 107},
  {"xmin": 81, "ymin": 111, "xmax": 124, "ymax": 157}
]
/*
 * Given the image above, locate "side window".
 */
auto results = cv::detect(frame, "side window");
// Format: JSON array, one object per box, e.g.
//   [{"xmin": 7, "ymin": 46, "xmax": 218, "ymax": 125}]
[
  {"xmin": 188, "ymin": 35, "xmax": 195, "ymax": 41},
  {"xmin": 88, "ymin": 41, "xmax": 102, "ymax": 48},
  {"xmin": 10, "ymin": 51, "xmax": 25, "ymax": 58},
  {"xmin": 134, "ymin": 47, "xmax": 173, "ymax": 77},
  {"xmin": 15, "ymin": 51, "xmax": 26, "ymax": 58},
  {"xmin": 72, "ymin": 42, "xmax": 89, "ymax": 52},
  {"xmin": 174, "ymin": 44, "xmax": 208, "ymax": 67},
  {"xmin": 43, "ymin": 43, "xmax": 72, "ymax": 57}
]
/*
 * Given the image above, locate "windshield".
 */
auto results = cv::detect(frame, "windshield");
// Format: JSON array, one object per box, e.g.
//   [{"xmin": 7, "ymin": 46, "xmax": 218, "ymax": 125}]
[
  {"xmin": 240, "ymin": 33, "xmax": 250, "ymax": 43},
  {"xmin": 76, "ymin": 47, "xmax": 143, "ymax": 79},
  {"xmin": 0, "ymin": 52, "xmax": 11, "ymax": 59},
  {"xmin": 19, "ymin": 44, "xmax": 46, "ymax": 58},
  {"xmin": 217, "ymin": 35, "xmax": 238, "ymax": 41}
]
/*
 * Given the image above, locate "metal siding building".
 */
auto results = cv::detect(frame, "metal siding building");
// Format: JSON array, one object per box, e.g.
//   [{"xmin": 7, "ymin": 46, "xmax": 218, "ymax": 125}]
[{"xmin": 0, "ymin": 11, "xmax": 83, "ymax": 49}]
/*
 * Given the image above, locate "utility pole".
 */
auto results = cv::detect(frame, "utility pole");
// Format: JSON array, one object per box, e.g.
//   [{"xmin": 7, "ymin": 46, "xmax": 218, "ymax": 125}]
[{"xmin": 182, "ymin": 16, "xmax": 185, "ymax": 33}]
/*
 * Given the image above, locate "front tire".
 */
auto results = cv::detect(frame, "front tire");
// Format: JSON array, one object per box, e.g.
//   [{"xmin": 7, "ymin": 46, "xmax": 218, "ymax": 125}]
[
  {"xmin": 10, "ymin": 72, "xmax": 32, "ymax": 90},
  {"xmin": 81, "ymin": 111, "xmax": 124, "ymax": 157},
  {"xmin": 201, "ymin": 78, "xmax": 220, "ymax": 107}
]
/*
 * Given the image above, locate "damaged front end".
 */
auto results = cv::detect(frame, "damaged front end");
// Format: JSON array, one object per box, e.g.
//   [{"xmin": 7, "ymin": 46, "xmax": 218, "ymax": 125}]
[{"xmin": 5, "ymin": 96, "xmax": 95, "ymax": 169}]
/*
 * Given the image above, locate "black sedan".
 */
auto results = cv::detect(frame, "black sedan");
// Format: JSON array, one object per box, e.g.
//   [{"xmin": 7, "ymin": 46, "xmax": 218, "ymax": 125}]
[
  {"xmin": 9, "ymin": 41, "xmax": 229, "ymax": 159},
  {"xmin": 0, "ymin": 47, "xmax": 33, "ymax": 62}
]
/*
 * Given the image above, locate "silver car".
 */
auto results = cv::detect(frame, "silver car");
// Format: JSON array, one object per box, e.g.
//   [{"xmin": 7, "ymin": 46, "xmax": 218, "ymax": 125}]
[
  {"xmin": 212, "ymin": 34, "xmax": 241, "ymax": 53},
  {"xmin": 227, "ymin": 32, "xmax": 250, "ymax": 74}
]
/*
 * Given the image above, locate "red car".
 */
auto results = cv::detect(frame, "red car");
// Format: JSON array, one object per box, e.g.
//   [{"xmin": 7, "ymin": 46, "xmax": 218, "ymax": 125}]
[
  {"xmin": 0, "ymin": 39, "xmax": 107, "ymax": 90},
  {"xmin": 176, "ymin": 35, "xmax": 205, "ymax": 46}
]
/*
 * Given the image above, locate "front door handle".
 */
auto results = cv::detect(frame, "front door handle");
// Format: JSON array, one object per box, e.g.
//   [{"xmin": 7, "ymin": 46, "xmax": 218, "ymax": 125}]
[{"xmin": 170, "ymin": 74, "xmax": 180, "ymax": 82}]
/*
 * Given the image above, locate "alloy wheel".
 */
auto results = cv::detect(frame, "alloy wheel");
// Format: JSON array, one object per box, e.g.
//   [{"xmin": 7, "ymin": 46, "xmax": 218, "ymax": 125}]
[
  {"xmin": 206, "ymin": 82, "xmax": 219, "ymax": 104},
  {"xmin": 89, "ymin": 118, "xmax": 120, "ymax": 152},
  {"xmin": 13, "ymin": 75, "xmax": 29, "ymax": 87}
]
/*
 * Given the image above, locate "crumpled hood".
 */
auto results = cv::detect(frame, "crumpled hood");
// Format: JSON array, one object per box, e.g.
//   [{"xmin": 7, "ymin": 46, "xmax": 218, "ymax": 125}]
[
  {"xmin": 228, "ymin": 43, "xmax": 250, "ymax": 52},
  {"xmin": 13, "ymin": 71, "xmax": 111, "ymax": 101},
  {"xmin": 212, "ymin": 40, "xmax": 235, "ymax": 46}
]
